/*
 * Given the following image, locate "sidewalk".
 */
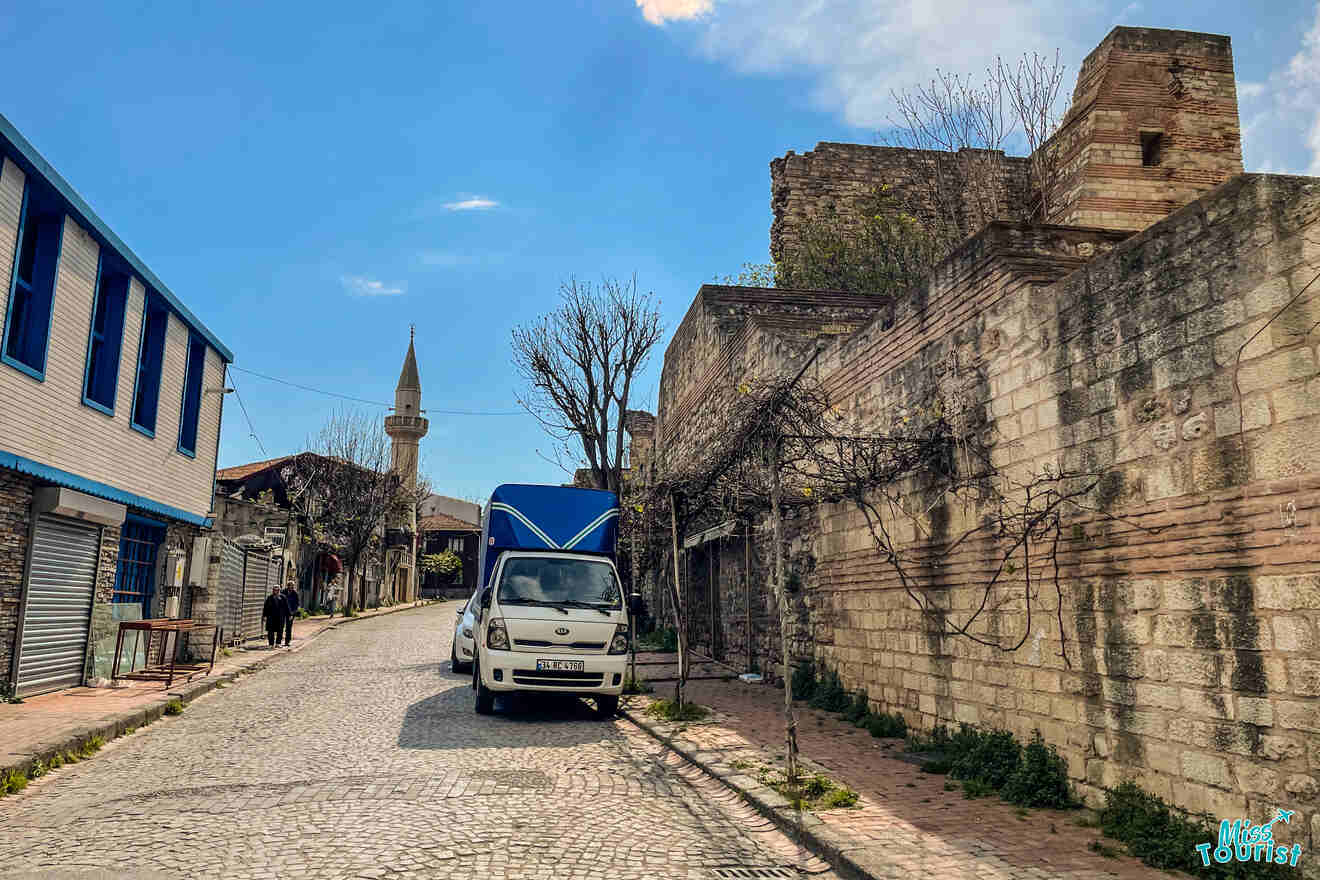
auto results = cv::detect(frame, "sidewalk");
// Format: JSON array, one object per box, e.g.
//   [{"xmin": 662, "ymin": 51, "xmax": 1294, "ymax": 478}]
[
  {"xmin": 0, "ymin": 600, "xmax": 449, "ymax": 780},
  {"xmin": 625, "ymin": 653, "xmax": 1174, "ymax": 880}
]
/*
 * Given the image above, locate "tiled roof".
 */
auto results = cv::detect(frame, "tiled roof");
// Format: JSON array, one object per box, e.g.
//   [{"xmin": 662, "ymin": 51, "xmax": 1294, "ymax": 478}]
[
  {"xmin": 216, "ymin": 455, "xmax": 296, "ymax": 482},
  {"xmin": 419, "ymin": 513, "xmax": 480, "ymax": 532}
]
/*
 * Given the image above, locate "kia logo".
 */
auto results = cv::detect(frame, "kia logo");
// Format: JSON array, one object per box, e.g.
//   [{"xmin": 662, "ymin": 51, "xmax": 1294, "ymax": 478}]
[{"xmin": 555, "ymin": 627, "xmax": 570, "ymax": 636}]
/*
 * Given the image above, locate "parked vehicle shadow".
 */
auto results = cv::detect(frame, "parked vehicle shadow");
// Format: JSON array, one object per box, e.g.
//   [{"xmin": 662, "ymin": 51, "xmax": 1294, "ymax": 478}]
[{"xmin": 397, "ymin": 685, "xmax": 612, "ymax": 750}]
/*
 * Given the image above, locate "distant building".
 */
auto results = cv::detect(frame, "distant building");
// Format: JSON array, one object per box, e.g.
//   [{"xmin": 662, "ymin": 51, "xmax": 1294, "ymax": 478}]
[
  {"xmin": 419, "ymin": 493, "xmax": 481, "ymax": 525},
  {"xmin": 418, "ymin": 511, "xmax": 480, "ymax": 599},
  {"xmin": 0, "ymin": 113, "xmax": 232, "ymax": 697}
]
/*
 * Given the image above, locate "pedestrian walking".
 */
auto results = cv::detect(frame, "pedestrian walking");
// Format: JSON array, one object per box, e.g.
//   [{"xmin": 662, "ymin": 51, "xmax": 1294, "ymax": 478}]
[
  {"xmin": 262, "ymin": 584, "xmax": 286, "ymax": 648},
  {"xmin": 282, "ymin": 583, "xmax": 300, "ymax": 646}
]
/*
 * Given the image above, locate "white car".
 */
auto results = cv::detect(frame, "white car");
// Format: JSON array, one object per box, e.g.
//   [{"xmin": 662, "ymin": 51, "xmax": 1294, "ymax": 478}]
[{"xmin": 450, "ymin": 591, "xmax": 478, "ymax": 672}]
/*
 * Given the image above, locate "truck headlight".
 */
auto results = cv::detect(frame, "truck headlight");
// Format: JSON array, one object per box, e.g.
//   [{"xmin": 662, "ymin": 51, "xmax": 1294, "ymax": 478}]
[
  {"xmin": 487, "ymin": 618, "xmax": 509, "ymax": 650},
  {"xmin": 608, "ymin": 623, "xmax": 629, "ymax": 655}
]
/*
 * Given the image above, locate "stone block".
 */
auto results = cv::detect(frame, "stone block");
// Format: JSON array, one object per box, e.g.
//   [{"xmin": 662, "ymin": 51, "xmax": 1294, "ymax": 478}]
[
  {"xmin": 1289, "ymin": 659, "xmax": 1320, "ymax": 697},
  {"xmin": 1213, "ymin": 396, "xmax": 1271, "ymax": 438},
  {"xmin": 1237, "ymin": 697, "xmax": 1274, "ymax": 727},
  {"xmin": 1273, "ymin": 378, "xmax": 1320, "ymax": 423},
  {"xmin": 1259, "ymin": 735, "xmax": 1304, "ymax": 762},
  {"xmin": 1235, "ymin": 348, "xmax": 1317, "ymax": 395},
  {"xmin": 1182, "ymin": 751, "xmax": 1232, "ymax": 789},
  {"xmin": 1276, "ymin": 700, "xmax": 1320, "ymax": 733},
  {"xmin": 1181, "ymin": 688, "xmax": 1234, "ymax": 720},
  {"xmin": 1187, "ymin": 300, "xmax": 1246, "ymax": 341},
  {"xmin": 1255, "ymin": 575, "xmax": 1320, "ymax": 611},
  {"xmin": 1273, "ymin": 617, "xmax": 1316, "ymax": 653},
  {"xmin": 1244, "ymin": 277, "xmax": 1293, "ymax": 317},
  {"xmin": 1135, "ymin": 682, "xmax": 1181, "ymax": 710},
  {"xmin": 1284, "ymin": 774, "xmax": 1317, "ymax": 800},
  {"xmin": 1233, "ymin": 761, "xmax": 1281, "ymax": 797}
]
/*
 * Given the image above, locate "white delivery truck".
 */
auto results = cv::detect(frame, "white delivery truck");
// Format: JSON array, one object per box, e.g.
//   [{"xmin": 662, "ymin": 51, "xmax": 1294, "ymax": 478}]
[{"xmin": 470, "ymin": 484, "xmax": 632, "ymax": 718}]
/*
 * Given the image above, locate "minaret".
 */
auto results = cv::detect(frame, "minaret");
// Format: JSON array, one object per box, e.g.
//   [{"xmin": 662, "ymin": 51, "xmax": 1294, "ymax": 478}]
[{"xmin": 384, "ymin": 327, "xmax": 428, "ymax": 601}]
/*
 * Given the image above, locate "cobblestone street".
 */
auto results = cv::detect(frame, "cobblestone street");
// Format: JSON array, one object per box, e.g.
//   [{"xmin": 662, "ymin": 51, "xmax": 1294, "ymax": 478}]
[{"xmin": 0, "ymin": 604, "xmax": 830, "ymax": 880}]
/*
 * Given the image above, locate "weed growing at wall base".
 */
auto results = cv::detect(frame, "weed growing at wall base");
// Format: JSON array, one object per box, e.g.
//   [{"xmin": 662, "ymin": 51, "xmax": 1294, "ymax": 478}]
[{"xmin": 1099, "ymin": 781, "xmax": 1300, "ymax": 877}]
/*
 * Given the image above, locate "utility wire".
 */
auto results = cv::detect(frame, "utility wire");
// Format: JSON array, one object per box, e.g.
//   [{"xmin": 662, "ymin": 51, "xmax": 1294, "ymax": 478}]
[
  {"xmin": 227, "ymin": 371, "xmax": 268, "ymax": 457},
  {"xmin": 226, "ymin": 364, "xmax": 523, "ymax": 415}
]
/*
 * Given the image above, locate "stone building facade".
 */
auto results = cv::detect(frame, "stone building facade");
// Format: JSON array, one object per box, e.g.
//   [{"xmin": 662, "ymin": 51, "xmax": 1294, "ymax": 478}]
[{"xmin": 656, "ymin": 25, "xmax": 1320, "ymax": 862}]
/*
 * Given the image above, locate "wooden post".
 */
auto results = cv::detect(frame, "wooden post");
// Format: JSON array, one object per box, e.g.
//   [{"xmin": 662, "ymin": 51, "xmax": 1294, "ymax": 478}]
[
  {"xmin": 745, "ymin": 526, "xmax": 752, "ymax": 673},
  {"xmin": 771, "ymin": 436, "xmax": 799, "ymax": 786},
  {"xmin": 708, "ymin": 540, "xmax": 716, "ymax": 659},
  {"xmin": 668, "ymin": 494, "xmax": 686, "ymax": 708}
]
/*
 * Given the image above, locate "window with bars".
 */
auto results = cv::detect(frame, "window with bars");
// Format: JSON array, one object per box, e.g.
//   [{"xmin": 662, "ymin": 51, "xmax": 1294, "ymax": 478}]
[{"xmin": 113, "ymin": 519, "xmax": 165, "ymax": 616}]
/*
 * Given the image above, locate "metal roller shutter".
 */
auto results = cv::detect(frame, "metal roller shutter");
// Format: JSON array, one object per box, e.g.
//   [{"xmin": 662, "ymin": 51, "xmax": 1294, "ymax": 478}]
[{"xmin": 14, "ymin": 515, "xmax": 101, "ymax": 697}]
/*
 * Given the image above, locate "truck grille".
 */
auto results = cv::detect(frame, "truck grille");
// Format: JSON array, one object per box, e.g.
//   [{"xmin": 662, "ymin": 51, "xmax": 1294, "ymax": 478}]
[
  {"xmin": 513, "ymin": 639, "xmax": 606, "ymax": 651},
  {"xmin": 512, "ymin": 669, "xmax": 605, "ymax": 687}
]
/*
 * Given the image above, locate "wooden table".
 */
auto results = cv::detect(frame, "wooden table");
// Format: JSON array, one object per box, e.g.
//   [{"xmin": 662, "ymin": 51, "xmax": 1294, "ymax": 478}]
[{"xmin": 111, "ymin": 619, "xmax": 221, "ymax": 688}]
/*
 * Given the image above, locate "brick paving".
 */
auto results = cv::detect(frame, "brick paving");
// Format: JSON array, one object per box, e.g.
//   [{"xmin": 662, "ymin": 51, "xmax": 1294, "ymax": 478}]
[
  {"xmin": 635, "ymin": 655, "xmax": 1180, "ymax": 880},
  {"xmin": 0, "ymin": 604, "xmax": 424, "ymax": 772},
  {"xmin": 0, "ymin": 605, "xmax": 832, "ymax": 879}
]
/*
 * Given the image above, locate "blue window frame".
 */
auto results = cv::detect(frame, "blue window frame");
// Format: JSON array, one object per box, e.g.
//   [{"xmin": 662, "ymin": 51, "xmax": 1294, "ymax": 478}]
[
  {"xmin": 113, "ymin": 516, "xmax": 165, "ymax": 619},
  {"xmin": 131, "ymin": 293, "xmax": 168, "ymax": 436},
  {"xmin": 177, "ymin": 333, "xmax": 205, "ymax": 456},
  {"xmin": 2, "ymin": 178, "xmax": 63, "ymax": 380},
  {"xmin": 82, "ymin": 254, "xmax": 130, "ymax": 414}
]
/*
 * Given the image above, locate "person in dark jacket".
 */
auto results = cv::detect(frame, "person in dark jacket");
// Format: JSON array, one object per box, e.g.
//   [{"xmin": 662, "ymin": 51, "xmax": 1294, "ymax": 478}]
[
  {"xmin": 281, "ymin": 584, "xmax": 300, "ymax": 646},
  {"xmin": 262, "ymin": 584, "xmax": 286, "ymax": 648}
]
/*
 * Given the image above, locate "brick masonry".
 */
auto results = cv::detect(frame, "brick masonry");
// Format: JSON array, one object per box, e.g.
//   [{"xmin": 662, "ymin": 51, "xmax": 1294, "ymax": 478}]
[{"xmin": 771, "ymin": 27, "xmax": 1244, "ymax": 274}]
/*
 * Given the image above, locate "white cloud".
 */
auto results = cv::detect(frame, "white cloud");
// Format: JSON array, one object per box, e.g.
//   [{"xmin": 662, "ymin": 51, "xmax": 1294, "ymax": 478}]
[
  {"xmin": 655, "ymin": 0, "xmax": 1088, "ymax": 130},
  {"xmin": 636, "ymin": 0, "xmax": 713, "ymax": 25},
  {"xmin": 342, "ymin": 275, "xmax": 406, "ymax": 297},
  {"xmin": 1236, "ymin": 2, "xmax": 1320, "ymax": 174},
  {"xmin": 443, "ymin": 196, "xmax": 499, "ymax": 211}
]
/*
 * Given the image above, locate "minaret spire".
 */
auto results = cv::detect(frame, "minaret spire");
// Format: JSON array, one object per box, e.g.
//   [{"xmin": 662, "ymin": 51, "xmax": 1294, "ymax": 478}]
[{"xmin": 384, "ymin": 329, "xmax": 428, "ymax": 603}]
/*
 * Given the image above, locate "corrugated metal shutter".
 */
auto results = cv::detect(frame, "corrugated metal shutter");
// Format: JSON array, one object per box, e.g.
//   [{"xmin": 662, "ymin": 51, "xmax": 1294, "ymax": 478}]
[
  {"xmin": 218, "ymin": 538, "xmax": 245, "ymax": 641},
  {"xmin": 14, "ymin": 515, "xmax": 100, "ymax": 697},
  {"xmin": 241, "ymin": 550, "xmax": 266, "ymax": 638}
]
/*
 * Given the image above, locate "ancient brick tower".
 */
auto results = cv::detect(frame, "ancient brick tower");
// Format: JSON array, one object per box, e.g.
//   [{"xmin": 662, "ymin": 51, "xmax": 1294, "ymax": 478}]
[{"xmin": 384, "ymin": 328, "xmax": 428, "ymax": 601}]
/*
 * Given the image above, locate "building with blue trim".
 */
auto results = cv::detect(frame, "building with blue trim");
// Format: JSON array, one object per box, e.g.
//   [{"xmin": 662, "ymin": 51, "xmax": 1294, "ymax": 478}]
[{"xmin": 0, "ymin": 113, "xmax": 232, "ymax": 698}]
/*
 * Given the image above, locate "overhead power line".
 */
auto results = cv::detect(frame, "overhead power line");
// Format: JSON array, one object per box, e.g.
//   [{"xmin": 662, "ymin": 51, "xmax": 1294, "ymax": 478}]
[
  {"xmin": 226, "ymin": 364, "xmax": 524, "ymax": 416},
  {"xmin": 227, "ymin": 371, "xmax": 268, "ymax": 457}
]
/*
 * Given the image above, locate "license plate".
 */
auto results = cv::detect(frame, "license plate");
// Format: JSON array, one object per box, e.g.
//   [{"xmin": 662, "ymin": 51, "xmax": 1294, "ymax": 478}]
[{"xmin": 536, "ymin": 659, "xmax": 585, "ymax": 672}]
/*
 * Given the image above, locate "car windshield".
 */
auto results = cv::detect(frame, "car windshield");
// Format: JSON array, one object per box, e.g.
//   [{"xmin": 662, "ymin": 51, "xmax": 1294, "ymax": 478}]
[{"xmin": 497, "ymin": 557, "xmax": 621, "ymax": 608}]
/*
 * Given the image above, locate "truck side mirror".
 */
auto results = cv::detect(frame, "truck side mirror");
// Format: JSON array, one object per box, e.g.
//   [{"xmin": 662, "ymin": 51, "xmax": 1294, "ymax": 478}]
[
  {"xmin": 480, "ymin": 587, "xmax": 492, "ymax": 609},
  {"xmin": 629, "ymin": 592, "xmax": 647, "ymax": 617}
]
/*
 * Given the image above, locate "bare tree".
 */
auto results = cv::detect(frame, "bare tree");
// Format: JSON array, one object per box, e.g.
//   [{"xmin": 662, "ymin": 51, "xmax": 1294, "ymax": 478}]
[
  {"xmin": 292, "ymin": 409, "xmax": 399, "ymax": 614},
  {"xmin": 881, "ymin": 51, "xmax": 1068, "ymax": 252},
  {"xmin": 512, "ymin": 276, "xmax": 664, "ymax": 493}
]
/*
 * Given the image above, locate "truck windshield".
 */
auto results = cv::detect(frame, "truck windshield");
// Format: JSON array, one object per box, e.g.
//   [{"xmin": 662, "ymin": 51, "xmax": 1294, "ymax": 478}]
[{"xmin": 497, "ymin": 557, "xmax": 621, "ymax": 608}]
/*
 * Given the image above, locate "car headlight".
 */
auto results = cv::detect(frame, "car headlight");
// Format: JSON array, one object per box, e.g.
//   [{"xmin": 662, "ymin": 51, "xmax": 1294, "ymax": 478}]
[
  {"xmin": 461, "ymin": 626, "xmax": 473, "ymax": 639},
  {"xmin": 487, "ymin": 618, "xmax": 509, "ymax": 650},
  {"xmin": 608, "ymin": 623, "xmax": 629, "ymax": 655}
]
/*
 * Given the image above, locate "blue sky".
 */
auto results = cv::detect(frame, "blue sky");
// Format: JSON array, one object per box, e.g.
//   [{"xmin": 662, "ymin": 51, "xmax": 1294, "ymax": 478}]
[{"xmin": 1, "ymin": 1, "xmax": 1317, "ymax": 502}]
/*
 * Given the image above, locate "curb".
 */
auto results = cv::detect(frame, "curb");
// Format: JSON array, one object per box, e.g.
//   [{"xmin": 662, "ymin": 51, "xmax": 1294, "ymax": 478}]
[
  {"xmin": 0, "ymin": 600, "xmax": 441, "ymax": 786},
  {"xmin": 620, "ymin": 704, "xmax": 882, "ymax": 880}
]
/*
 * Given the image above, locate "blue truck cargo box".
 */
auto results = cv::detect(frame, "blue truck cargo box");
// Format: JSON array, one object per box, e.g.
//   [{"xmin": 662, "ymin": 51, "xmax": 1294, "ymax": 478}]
[{"xmin": 478, "ymin": 484, "xmax": 620, "ymax": 588}]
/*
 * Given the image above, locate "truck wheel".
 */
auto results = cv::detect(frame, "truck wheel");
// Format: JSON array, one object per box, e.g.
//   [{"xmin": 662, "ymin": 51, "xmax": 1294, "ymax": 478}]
[
  {"xmin": 595, "ymin": 694, "xmax": 619, "ymax": 718},
  {"xmin": 473, "ymin": 662, "xmax": 495, "ymax": 715}
]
